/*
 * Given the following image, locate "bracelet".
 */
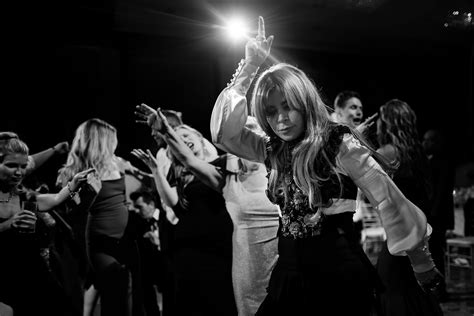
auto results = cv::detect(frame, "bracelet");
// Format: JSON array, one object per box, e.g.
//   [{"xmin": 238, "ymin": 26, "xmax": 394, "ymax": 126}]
[
  {"xmin": 51, "ymin": 146, "xmax": 57, "ymax": 153},
  {"xmin": 407, "ymin": 240, "xmax": 436, "ymax": 273},
  {"xmin": 66, "ymin": 182, "xmax": 78, "ymax": 199}
]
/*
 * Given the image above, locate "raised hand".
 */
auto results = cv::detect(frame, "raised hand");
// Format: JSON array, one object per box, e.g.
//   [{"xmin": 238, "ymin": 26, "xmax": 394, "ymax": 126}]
[
  {"xmin": 134, "ymin": 103, "xmax": 158, "ymax": 128},
  {"xmin": 245, "ymin": 16, "xmax": 274, "ymax": 66},
  {"xmin": 53, "ymin": 141, "xmax": 70, "ymax": 154},
  {"xmin": 135, "ymin": 103, "xmax": 165, "ymax": 134},
  {"xmin": 131, "ymin": 149, "xmax": 159, "ymax": 172},
  {"xmin": 155, "ymin": 108, "xmax": 173, "ymax": 134},
  {"xmin": 135, "ymin": 103, "xmax": 156, "ymax": 123},
  {"xmin": 356, "ymin": 113, "xmax": 378, "ymax": 134}
]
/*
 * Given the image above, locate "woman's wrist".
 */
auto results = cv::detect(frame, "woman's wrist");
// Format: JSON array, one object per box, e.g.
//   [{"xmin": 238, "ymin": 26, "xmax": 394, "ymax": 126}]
[
  {"xmin": 64, "ymin": 181, "xmax": 82, "ymax": 204},
  {"xmin": 66, "ymin": 182, "xmax": 78, "ymax": 198},
  {"xmin": 244, "ymin": 57, "xmax": 262, "ymax": 67},
  {"xmin": 406, "ymin": 240, "xmax": 436, "ymax": 273},
  {"xmin": 0, "ymin": 218, "xmax": 15, "ymax": 233},
  {"xmin": 226, "ymin": 59, "xmax": 260, "ymax": 92}
]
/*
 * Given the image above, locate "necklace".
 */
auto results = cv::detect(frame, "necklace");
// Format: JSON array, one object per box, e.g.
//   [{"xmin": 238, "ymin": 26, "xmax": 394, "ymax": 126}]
[{"xmin": 0, "ymin": 192, "xmax": 13, "ymax": 203}]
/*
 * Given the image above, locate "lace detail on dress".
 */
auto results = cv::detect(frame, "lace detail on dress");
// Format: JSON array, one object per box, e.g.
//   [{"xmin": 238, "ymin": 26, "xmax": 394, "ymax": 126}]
[{"xmin": 264, "ymin": 124, "xmax": 356, "ymax": 239}]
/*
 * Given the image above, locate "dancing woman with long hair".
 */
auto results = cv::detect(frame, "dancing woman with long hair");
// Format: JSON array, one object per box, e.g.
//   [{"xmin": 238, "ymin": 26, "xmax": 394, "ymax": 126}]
[
  {"xmin": 375, "ymin": 99, "xmax": 443, "ymax": 315},
  {"xmin": 57, "ymin": 118, "xmax": 141, "ymax": 316},
  {"xmin": 211, "ymin": 16, "xmax": 443, "ymax": 315}
]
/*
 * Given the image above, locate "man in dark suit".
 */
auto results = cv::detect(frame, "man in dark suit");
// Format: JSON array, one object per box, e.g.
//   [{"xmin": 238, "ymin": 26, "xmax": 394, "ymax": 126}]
[{"xmin": 130, "ymin": 190, "xmax": 165, "ymax": 316}]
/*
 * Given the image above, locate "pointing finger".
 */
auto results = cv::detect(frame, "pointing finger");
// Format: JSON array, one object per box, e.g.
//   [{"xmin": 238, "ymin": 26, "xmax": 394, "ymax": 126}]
[
  {"xmin": 367, "ymin": 113, "xmax": 378, "ymax": 121},
  {"xmin": 257, "ymin": 16, "xmax": 265, "ymax": 40}
]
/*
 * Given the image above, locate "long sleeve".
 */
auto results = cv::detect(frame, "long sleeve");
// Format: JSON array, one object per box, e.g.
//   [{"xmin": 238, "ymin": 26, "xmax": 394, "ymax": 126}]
[
  {"xmin": 336, "ymin": 134, "xmax": 432, "ymax": 258},
  {"xmin": 210, "ymin": 61, "xmax": 267, "ymax": 163}
]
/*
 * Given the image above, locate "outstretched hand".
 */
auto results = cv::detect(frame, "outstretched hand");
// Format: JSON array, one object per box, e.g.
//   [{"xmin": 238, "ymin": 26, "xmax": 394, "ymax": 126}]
[
  {"xmin": 155, "ymin": 108, "xmax": 173, "ymax": 133},
  {"xmin": 135, "ymin": 103, "xmax": 172, "ymax": 134},
  {"xmin": 69, "ymin": 168, "xmax": 97, "ymax": 192},
  {"xmin": 131, "ymin": 149, "xmax": 159, "ymax": 172},
  {"xmin": 245, "ymin": 16, "xmax": 274, "ymax": 67},
  {"xmin": 135, "ymin": 103, "xmax": 158, "ymax": 127}
]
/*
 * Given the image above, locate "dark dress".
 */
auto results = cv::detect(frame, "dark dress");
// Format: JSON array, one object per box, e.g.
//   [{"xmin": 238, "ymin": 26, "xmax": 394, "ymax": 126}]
[
  {"xmin": 376, "ymin": 158, "xmax": 444, "ymax": 316},
  {"xmin": 85, "ymin": 176, "xmax": 142, "ymax": 316},
  {"xmin": 256, "ymin": 125, "xmax": 380, "ymax": 316},
  {"xmin": 168, "ymin": 155, "xmax": 237, "ymax": 316}
]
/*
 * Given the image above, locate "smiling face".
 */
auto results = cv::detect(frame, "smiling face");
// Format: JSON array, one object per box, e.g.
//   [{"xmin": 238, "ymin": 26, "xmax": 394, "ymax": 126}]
[
  {"xmin": 337, "ymin": 97, "xmax": 363, "ymax": 128},
  {"xmin": 265, "ymin": 89, "xmax": 305, "ymax": 141},
  {"xmin": 176, "ymin": 127, "xmax": 204, "ymax": 158},
  {"xmin": 0, "ymin": 153, "xmax": 28, "ymax": 190}
]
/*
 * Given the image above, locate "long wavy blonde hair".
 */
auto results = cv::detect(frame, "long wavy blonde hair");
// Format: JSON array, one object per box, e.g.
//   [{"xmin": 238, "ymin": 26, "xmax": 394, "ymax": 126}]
[
  {"xmin": 57, "ymin": 118, "xmax": 118, "ymax": 185},
  {"xmin": 252, "ymin": 63, "xmax": 385, "ymax": 209}
]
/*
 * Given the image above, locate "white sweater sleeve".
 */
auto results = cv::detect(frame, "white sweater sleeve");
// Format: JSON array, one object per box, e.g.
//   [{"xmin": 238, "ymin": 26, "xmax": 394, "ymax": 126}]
[
  {"xmin": 336, "ymin": 134, "xmax": 434, "ymax": 271},
  {"xmin": 210, "ymin": 61, "xmax": 267, "ymax": 163}
]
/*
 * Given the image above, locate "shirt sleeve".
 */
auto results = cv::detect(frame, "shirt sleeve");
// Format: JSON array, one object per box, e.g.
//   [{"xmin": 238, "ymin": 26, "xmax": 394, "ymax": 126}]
[
  {"xmin": 210, "ymin": 62, "xmax": 267, "ymax": 163},
  {"xmin": 25, "ymin": 155, "xmax": 36, "ymax": 175},
  {"xmin": 336, "ymin": 134, "xmax": 431, "ymax": 256}
]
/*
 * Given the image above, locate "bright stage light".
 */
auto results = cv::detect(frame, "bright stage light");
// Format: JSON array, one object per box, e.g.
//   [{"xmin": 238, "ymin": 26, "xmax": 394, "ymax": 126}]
[{"xmin": 224, "ymin": 18, "xmax": 249, "ymax": 41}]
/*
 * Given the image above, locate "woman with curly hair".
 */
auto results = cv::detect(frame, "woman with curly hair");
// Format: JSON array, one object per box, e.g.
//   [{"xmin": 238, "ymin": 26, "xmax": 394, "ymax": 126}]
[{"xmin": 375, "ymin": 99, "xmax": 443, "ymax": 315}]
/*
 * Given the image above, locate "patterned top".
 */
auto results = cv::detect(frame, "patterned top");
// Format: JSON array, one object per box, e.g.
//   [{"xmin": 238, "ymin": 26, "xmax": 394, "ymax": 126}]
[
  {"xmin": 265, "ymin": 125, "xmax": 358, "ymax": 239},
  {"xmin": 210, "ymin": 61, "xmax": 431, "ymax": 257}
]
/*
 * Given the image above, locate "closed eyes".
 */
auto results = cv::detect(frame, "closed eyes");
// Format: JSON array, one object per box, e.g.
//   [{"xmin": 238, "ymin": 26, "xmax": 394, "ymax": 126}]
[
  {"xmin": 4, "ymin": 163, "xmax": 27, "ymax": 169},
  {"xmin": 264, "ymin": 106, "xmax": 277, "ymax": 116},
  {"xmin": 265, "ymin": 102, "xmax": 291, "ymax": 117}
]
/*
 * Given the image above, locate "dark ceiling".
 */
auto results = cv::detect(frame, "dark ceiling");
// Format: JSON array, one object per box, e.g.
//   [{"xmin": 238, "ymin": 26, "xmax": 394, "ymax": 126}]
[
  {"xmin": 4, "ymin": 0, "xmax": 473, "ymax": 186},
  {"xmin": 17, "ymin": 0, "xmax": 471, "ymax": 57},
  {"xmin": 108, "ymin": 0, "xmax": 473, "ymax": 55}
]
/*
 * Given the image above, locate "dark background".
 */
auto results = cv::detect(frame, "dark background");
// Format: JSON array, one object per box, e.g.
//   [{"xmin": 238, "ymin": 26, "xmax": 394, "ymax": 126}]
[{"xmin": 4, "ymin": 0, "xmax": 473, "ymax": 187}]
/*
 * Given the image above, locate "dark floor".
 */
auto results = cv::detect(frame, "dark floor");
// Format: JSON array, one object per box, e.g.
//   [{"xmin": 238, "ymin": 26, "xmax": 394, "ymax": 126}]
[
  {"xmin": 441, "ymin": 289, "xmax": 474, "ymax": 316},
  {"xmin": 436, "ymin": 236, "xmax": 474, "ymax": 316},
  {"xmin": 364, "ymin": 236, "xmax": 474, "ymax": 316},
  {"xmin": 88, "ymin": 281, "xmax": 474, "ymax": 316},
  {"xmin": 441, "ymin": 278, "xmax": 474, "ymax": 316}
]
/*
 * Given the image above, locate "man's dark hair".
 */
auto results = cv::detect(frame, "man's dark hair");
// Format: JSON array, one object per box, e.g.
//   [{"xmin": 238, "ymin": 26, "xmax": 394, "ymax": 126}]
[
  {"xmin": 130, "ymin": 190, "xmax": 155, "ymax": 205},
  {"xmin": 334, "ymin": 91, "xmax": 361, "ymax": 109}
]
